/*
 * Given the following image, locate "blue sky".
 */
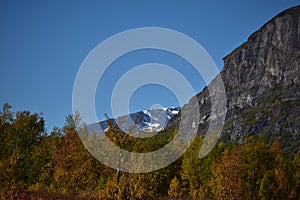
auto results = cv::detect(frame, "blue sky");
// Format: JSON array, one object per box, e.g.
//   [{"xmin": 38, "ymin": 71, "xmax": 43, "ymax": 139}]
[{"xmin": 0, "ymin": 1, "xmax": 299, "ymax": 131}]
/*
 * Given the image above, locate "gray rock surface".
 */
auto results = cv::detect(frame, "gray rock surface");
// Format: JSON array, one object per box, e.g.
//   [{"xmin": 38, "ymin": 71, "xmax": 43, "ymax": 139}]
[{"xmin": 167, "ymin": 6, "xmax": 300, "ymax": 152}]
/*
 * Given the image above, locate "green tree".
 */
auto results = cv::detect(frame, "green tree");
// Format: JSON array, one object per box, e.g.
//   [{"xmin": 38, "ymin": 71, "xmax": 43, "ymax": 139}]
[
  {"xmin": 28, "ymin": 127, "xmax": 62, "ymax": 192},
  {"xmin": 240, "ymin": 137, "xmax": 274, "ymax": 200},
  {"xmin": 0, "ymin": 104, "xmax": 45, "ymax": 198},
  {"xmin": 180, "ymin": 136, "xmax": 212, "ymax": 199},
  {"xmin": 290, "ymin": 150, "xmax": 300, "ymax": 199}
]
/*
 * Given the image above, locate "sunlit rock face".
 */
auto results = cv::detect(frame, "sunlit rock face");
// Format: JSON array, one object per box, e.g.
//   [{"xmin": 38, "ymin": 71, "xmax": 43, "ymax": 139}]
[{"xmin": 167, "ymin": 6, "xmax": 300, "ymax": 152}]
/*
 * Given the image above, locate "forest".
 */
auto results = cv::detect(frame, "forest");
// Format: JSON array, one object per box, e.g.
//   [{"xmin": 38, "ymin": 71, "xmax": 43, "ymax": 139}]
[{"xmin": 0, "ymin": 103, "xmax": 300, "ymax": 200}]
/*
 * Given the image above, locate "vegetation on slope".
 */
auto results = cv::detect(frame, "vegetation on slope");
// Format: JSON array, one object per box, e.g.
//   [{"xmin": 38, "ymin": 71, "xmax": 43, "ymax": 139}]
[{"xmin": 0, "ymin": 103, "xmax": 300, "ymax": 199}]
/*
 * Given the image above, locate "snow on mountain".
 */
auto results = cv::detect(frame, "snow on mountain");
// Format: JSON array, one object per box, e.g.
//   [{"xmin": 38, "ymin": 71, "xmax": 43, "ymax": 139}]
[{"xmin": 86, "ymin": 107, "xmax": 180, "ymax": 137}]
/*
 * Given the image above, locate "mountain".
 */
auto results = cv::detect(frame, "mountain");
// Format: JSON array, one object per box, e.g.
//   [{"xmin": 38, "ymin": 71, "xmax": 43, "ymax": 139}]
[
  {"xmin": 167, "ymin": 6, "xmax": 300, "ymax": 152},
  {"xmin": 87, "ymin": 107, "xmax": 180, "ymax": 137}
]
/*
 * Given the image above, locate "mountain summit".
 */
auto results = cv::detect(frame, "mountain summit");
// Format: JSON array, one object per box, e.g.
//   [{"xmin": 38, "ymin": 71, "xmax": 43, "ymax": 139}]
[
  {"xmin": 88, "ymin": 107, "xmax": 180, "ymax": 137},
  {"xmin": 168, "ymin": 5, "xmax": 300, "ymax": 152}
]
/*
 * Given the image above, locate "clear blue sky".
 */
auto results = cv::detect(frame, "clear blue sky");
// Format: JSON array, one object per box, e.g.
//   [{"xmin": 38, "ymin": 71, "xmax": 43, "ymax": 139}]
[{"xmin": 0, "ymin": 1, "xmax": 299, "ymax": 131}]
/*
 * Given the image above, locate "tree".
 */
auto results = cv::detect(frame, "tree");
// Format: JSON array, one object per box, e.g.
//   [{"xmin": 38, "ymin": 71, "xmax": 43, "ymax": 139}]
[
  {"xmin": 240, "ymin": 137, "xmax": 274, "ymax": 200},
  {"xmin": 0, "ymin": 103, "xmax": 13, "ymax": 124},
  {"xmin": 50, "ymin": 114, "xmax": 102, "ymax": 197},
  {"xmin": 290, "ymin": 151, "xmax": 300, "ymax": 199},
  {"xmin": 210, "ymin": 148, "xmax": 244, "ymax": 200},
  {"xmin": 0, "ymin": 105, "xmax": 45, "ymax": 197},
  {"xmin": 180, "ymin": 136, "xmax": 212, "ymax": 199}
]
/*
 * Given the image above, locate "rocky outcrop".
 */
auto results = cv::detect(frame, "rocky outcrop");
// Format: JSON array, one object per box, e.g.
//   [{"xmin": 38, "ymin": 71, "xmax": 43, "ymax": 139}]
[{"xmin": 167, "ymin": 6, "xmax": 300, "ymax": 152}]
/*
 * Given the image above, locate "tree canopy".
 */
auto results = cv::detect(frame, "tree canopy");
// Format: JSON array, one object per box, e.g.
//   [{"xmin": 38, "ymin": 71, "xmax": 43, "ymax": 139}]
[{"xmin": 0, "ymin": 104, "xmax": 299, "ymax": 199}]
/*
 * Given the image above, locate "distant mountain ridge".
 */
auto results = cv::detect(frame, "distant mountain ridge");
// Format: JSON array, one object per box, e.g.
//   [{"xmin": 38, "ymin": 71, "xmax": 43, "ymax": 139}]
[
  {"xmin": 167, "ymin": 5, "xmax": 300, "ymax": 152},
  {"xmin": 87, "ymin": 107, "xmax": 180, "ymax": 137}
]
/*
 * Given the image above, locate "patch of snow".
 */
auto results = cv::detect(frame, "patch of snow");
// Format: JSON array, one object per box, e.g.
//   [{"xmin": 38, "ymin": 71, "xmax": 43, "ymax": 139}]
[
  {"xmin": 143, "ymin": 110, "xmax": 151, "ymax": 116},
  {"xmin": 171, "ymin": 110, "xmax": 179, "ymax": 114},
  {"xmin": 161, "ymin": 107, "xmax": 168, "ymax": 111},
  {"xmin": 150, "ymin": 123, "xmax": 160, "ymax": 128}
]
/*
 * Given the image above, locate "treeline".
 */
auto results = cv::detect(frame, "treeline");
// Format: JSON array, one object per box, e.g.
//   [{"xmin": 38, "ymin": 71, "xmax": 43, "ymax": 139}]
[{"xmin": 0, "ymin": 103, "xmax": 300, "ymax": 199}]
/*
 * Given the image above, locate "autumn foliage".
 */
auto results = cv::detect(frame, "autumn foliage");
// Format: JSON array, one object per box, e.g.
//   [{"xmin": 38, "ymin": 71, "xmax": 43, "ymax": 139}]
[{"xmin": 0, "ymin": 104, "xmax": 300, "ymax": 199}]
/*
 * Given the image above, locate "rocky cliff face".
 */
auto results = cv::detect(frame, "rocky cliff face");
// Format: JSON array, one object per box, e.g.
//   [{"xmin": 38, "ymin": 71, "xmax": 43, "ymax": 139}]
[{"xmin": 168, "ymin": 6, "xmax": 300, "ymax": 152}]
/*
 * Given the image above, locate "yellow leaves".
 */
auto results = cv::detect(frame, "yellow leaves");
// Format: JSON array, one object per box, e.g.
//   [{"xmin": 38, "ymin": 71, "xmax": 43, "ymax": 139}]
[
  {"xmin": 168, "ymin": 176, "xmax": 184, "ymax": 198},
  {"xmin": 210, "ymin": 148, "xmax": 243, "ymax": 200},
  {"xmin": 8, "ymin": 151, "xmax": 20, "ymax": 168},
  {"xmin": 105, "ymin": 179, "xmax": 117, "ymax": 199},
  {"xmin": 1, "ymin": 104, "xmax": 300, "ymax": 200}
]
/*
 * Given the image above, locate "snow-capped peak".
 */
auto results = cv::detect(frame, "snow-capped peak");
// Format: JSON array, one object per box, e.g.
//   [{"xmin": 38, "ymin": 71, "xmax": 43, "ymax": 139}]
[{"xmin": 88, "ymin": 106, "xmax": 180, "ymax": 137}]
